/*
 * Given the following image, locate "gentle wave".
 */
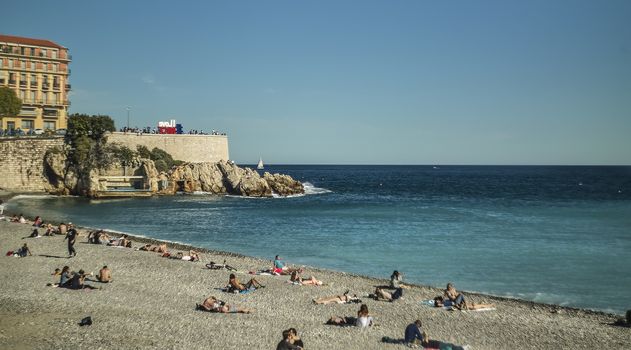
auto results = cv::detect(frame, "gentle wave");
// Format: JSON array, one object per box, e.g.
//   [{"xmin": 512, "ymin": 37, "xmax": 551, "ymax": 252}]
[{"xmin": 8, "ymin": 194, "xmax": 60, "ymax": 201}]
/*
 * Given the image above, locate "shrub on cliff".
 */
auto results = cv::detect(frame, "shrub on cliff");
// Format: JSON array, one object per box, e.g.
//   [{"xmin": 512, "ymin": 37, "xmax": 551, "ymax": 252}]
[{"xmin": 136, "ymin": 145, "xmax": 183, "ymax": 172}]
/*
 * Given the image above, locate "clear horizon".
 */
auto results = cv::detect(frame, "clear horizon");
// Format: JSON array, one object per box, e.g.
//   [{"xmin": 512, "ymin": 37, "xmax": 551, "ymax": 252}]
[{"xmin": 3, "ymin": 0, "xmax": 630, "ymax": 165}]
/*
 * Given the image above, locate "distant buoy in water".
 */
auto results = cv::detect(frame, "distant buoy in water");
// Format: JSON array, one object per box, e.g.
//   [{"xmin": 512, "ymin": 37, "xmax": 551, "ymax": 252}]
[
  {"xmin": 578, "ymin": 182, "xmax": 583, "ymax": 186},
  {"xmin": 618, "ymin": 190, "xmax": 623, "ymax": 193},
  {"xmin": 379, "ymin": 183, "xmax": 383, "ymax": 186}
]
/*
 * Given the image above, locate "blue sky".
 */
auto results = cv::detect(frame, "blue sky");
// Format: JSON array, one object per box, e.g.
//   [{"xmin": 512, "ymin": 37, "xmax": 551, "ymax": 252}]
[{"xmin": 3, "ymin": 0, "xmax": 630, "ymax": 165}]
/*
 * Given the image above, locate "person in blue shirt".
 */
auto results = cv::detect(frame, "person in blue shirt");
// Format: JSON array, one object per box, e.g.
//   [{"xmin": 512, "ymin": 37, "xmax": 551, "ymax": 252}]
[{"xmin": 404, "ymin": 320, "xmax": 425, "ymax": 347}]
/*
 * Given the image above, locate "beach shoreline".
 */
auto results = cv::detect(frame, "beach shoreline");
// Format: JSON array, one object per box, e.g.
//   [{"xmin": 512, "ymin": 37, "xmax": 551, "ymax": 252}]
[{"xmin": 0, "ymin": 207, "xmax": 629, "ymax": 349}]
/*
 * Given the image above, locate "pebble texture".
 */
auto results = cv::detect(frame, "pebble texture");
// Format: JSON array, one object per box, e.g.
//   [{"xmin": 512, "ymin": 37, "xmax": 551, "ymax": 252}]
[{"xmin": 0, "ymin": 219, "xmax": 629, "ymax": 349}]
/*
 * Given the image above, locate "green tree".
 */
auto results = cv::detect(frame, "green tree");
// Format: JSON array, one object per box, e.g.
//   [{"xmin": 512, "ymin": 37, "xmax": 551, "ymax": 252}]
[
  {"xmin": 0, "ymin": 86, "xmax": 21, "ymax": 117},
  {"xmin": 65, "ymin": 114, "xmax": 116, "ymax": 170}
]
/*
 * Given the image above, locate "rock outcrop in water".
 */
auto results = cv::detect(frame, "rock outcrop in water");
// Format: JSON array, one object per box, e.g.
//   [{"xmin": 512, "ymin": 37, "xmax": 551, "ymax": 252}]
[
  {"xmin": 43, "ymin": 149, "xmax": 303, "ymax": 198},
  {"xmin": 163, "ymin": 161, "xmax": 303, "ymax": 197}
]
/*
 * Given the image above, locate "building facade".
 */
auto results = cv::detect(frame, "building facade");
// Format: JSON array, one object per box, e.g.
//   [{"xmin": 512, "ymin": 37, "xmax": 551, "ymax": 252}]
[{"xmin": 0, "ymin": 34, "xmax": 71, "ymax": 132}]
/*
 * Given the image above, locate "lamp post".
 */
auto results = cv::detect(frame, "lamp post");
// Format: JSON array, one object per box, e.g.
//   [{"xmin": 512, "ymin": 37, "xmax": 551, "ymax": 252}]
[{"xmin": 126, "ymin": 106, "xmax": 131, "ymax": 130}]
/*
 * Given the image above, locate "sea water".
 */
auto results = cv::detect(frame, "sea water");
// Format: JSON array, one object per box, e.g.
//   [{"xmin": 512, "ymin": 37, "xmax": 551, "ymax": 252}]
[{"xmin": 5, "ymin": 165, "xmax": 631, "ymax": 314}]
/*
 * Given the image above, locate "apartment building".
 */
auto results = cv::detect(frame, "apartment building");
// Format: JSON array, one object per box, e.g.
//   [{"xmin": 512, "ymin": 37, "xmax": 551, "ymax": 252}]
[{"xmin": 0, "ymin": 34, "xmax": 71, "ymax": 132}]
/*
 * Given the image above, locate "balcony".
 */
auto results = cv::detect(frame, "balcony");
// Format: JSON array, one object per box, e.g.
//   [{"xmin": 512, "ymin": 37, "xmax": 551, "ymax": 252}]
[
  {"xmin": 19, "ymin": 81, "xmax": 27, "ymax": 87},
  {"xmin": 53, "ymin": 84, "xmax": 60, "ymax": 90},
  {"xmin": 65, "ymin": 84, "xmax": 71, "ymax": 90},
  {"xmin": 21, "ymin": 98, "xmax": 43, "ymax": 105},
  {"xmin": 42, "ymin": 83, "xmax": 49, "ymax": 90},
  {"xmin": 8, "ymin": 80, "xmax": 16, "ymax": 85}
]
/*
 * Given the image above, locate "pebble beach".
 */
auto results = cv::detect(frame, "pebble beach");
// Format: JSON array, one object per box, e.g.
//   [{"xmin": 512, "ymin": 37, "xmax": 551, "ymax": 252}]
[{"xmin": 0, "ymin": 218, "xmax": 629, "ymax": 350}]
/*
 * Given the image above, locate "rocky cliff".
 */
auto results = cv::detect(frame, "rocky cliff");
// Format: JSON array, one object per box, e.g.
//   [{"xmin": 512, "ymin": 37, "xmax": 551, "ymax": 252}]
[{"xmin": 43, "ymin": 150, "xmax": 303, "ymax": 198}]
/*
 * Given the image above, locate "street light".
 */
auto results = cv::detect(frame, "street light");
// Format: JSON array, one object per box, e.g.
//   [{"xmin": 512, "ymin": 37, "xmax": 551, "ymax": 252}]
[{"xmin": 126, "ymin": 106, "xmax": 131, "ymax": 130}]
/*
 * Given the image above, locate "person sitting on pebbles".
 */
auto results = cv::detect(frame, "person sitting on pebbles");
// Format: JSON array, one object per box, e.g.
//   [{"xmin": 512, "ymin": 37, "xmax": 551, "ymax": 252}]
[
  {"xmin": 390, "ymin": 270, "xmax": 410, "ymax": 289},
  {"xmin": 69, "ymin": 269, "xmax": 99, "ymax": 290},
  {"xmin": 327, "ymin": 304, "xmax": 374, "ymax": 327},
  {"xmin": 290, "ymin": 270, "xmax": 323, "ymax": 286},
  {"xmin": 276, "ymin": 329, "xmax": 303, "ymax": 350},
  {"xmin": 14, "ymin": 243, "xmax": 32, "ymax": 257},
  {"xmin": 97, "ymin": 265, "xmax": 112, "ymax": 283},
  {"xmin": 196, "ymin": 296, "xmax": 253, "ymax": 314},
  {"xmin": 228, "ymin": 273, "xmax": 264, "ymax": 292},
  {"xmin": 273, "ymin": 255, "xmax": 303, "ymax": 275}
]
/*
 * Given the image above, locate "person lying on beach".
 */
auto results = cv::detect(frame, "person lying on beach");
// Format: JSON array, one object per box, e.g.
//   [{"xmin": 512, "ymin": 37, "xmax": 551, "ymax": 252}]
[
  {"xmin": 11, "ymin": 215, "xmax": 19, "ymax": 222},
  {"xmin": 327, "ymin": 304, "xmax": 373, "ymax": 327},
  {"xmin": 29, "ymin": 228, "xmax": 40, "ymax": 238},
  {"xmin": 290, "ymin": 270, "xmax": 323, "ymax": 286},
  {"xmin": 69, "ymin": 269, "xmax": 99, "ymax": 290},
  {"xmin": 276, "ymin": 329, "xmax": 303, "ymax": 350},
  {"xmin": 372, "ymin": 287, "xmax": 403, "ymax": 302},
  {"xmin": 313, "ymin": 291, "xmax": 362, "ymax": 304},
  {"xmin": 96, "ymin": 266, "xmax": 112, "ymax": 283},
  {"xmin": 18, "ymin": 214, "xmax": 26, "ymax": 224},
  {"xmin": 228, "ymin": 273, "xmax": 264, "ymax": 292},
  {"xmin": 108, "ymin": 235, "xmax": 132, "ymax": 248},
  {"xmin": 444, "ymin": 283, "xmax": 466, "ymax": 308},
  {"xmin": 390, "ymin": 270, "xmax": 409, "ymax": 289},
  {"xmin": 196, "ymin": 296, "xmax": 253, "ymax": 314},
  {"xmin": 206, "ymin": 260, "xmax": 237, "ymax": 271},
  {"xmin": 433, "ymin": 296, "xmax": 494, "ymax": 310}
]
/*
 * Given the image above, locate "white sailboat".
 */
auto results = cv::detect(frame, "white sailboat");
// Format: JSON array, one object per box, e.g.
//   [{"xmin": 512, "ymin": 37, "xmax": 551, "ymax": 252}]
[{"xmin": 257, "ymin": 157, "xmax": 264, "ymax": 170}]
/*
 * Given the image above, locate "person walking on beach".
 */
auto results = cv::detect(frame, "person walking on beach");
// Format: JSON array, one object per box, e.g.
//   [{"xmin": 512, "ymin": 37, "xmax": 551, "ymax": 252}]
[{"xmin": 65, "ymin": 223, "xmax": 77, "ymax": 257}]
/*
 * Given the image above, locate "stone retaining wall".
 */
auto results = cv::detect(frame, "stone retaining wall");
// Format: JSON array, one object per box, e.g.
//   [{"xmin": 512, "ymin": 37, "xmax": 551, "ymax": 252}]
[
  {"xmin": 0, "ymin": 137, "xmax": 64, "ymax": 192},
  {"xmin": 107, "ymin": 132, "xmax": 229, "ymax": 163}
]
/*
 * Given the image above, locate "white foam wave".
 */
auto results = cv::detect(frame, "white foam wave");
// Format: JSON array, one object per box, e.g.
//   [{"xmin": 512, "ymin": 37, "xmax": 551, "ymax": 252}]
[
  {"xmin": 8, "ymin": 194, "xmax": 60, "ymax": 201},
  {"xmin": 224, "ymin": 182, "xmax": 331, "ymax": 199},
  {"xmin": 303, "ymin": 182, "xmax": 332, "ymax": 195}
]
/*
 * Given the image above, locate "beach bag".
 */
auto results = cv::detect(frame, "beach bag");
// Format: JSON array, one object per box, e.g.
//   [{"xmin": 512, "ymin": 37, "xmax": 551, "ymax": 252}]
[{"xmin": 6, "ymin": 251, "xmax": 13, "ymax": 256}]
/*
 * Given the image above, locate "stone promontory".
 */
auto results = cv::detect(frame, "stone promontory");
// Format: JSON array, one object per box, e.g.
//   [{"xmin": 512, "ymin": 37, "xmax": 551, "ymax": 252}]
[{"xmin": 43, "ymin": 152, "xmax": 304, "ymax": 198}]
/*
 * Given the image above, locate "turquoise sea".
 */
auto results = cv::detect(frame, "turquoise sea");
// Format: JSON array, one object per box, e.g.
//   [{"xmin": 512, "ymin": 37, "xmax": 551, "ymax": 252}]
[{"xmin": 5, "ymin": 165, "xmax": 631, "ymax": 315}]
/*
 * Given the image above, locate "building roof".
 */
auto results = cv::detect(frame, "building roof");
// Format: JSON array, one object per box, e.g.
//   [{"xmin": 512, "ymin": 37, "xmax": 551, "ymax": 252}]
[{"xmin": 0, "ymin": 34, "xmax": 65, "ymax": 49}]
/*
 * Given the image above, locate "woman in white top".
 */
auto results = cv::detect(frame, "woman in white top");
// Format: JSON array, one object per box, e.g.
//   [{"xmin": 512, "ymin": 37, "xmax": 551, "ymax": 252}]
[{"xmin": 355, "ymin": 304, "xmax": 373, "ymax": 328}]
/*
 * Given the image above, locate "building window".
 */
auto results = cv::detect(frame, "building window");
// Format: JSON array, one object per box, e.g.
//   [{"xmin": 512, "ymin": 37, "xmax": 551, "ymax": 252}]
[
  {"xmin": 44, "ymin": 109, "xmax": 57, "ymax": 117},
  {"xmin": 41, "ymin": 49, "xmax": 47, "ymax": 57},
  {"xmin": 44, "ymin": 121, "xmax": 56, "ymax": 130},
  {"xmin": 52, "ymin": 50, "xmax": 58, "ymax": 59},
  {"xmin": 19, "ymin": 90, "xmax": 25, "ymax": 99},
  {"xmin": 21, "ymin": 120, "xmax": 34, "ymax": 129},
  {"xmin": 30, "ymin": 74, "xmax": 37, "ymax": 85},
  {"xmin": 30, "ymin": 91, "xmax": 36, "ymax": 100},
  {"xmin": 8, "ymin": 60, "xmax": 13, "ymax": 68},
  {"xmin": 21, "ymin": 60, "xmax": 26, "ymax": 69},
  {"xmin": 7, "ymin": 121, "xmax": 15, "ymax": 130},
  {"xmin": 30, "ymin": 48, "xmax": 35, "ymax": 56}
]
